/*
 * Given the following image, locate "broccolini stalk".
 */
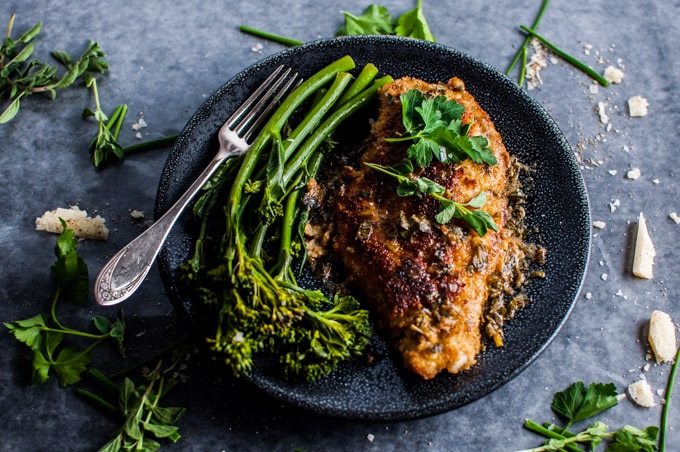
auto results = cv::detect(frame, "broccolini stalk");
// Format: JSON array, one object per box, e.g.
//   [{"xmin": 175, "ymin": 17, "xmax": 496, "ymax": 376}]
[
  {"xmin": 181, "ymin": 60, "xmax": 390, "ymax": 381},
  {"xmin": 224, "ymin": 55, "xmax": 356, "ymax": 254},
  {"xmin": 280, "ymin": 75, "xmax": 394, "ymax": 188}
]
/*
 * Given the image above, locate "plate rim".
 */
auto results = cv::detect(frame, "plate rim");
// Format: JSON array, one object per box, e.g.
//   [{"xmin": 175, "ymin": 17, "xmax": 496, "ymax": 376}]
[{"xmin": 156, "ymin": 34, "xmax": 591, "ymax": 421}]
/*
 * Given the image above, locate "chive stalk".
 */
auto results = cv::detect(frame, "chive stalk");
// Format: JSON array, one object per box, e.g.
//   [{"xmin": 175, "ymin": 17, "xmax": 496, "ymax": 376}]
[
  {"xmin": 506, "ymin": 0, "xmax": 551, "ymax": 79},
  {"xmin": 239, "ymin": 25, "xmax": 304, "ymax": 47},
  {"xmin": 519, "ymin": 25, "xmax": 610, "ymax": 86}
]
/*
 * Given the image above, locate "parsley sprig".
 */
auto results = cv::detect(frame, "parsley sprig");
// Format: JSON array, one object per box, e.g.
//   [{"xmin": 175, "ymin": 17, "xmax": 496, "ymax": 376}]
[
  {"xmin": 520, "ymin": 381, "xmax": 659, "ymax": 452},
  {"xmin": 337, "ymin": 0, "xmax": 436, "ymax": 42},
  {"xmin": 386, "ymin": 89, "xmax": 497, "ymax": 167},
  {"xmin": 3, "ymin": 220, "xmax": 125, "ymax": 386},
  {"xmin": 364, "ymin": 159, "xmax": 498, "ymax": 236}
]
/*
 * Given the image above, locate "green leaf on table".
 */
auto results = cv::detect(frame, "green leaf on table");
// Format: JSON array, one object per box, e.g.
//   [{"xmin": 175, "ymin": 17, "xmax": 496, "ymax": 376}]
[
  {"xmin": 394, "ymin": 0, "xmax": 435, "ymax": 41},
  {"xmin": 552, "ymin": 381, "xmax": 618, "ymax": 424},
  {"xmin": 51, "ymin": 220, "xmax": 89, "ymax": 305},
  {"xmin": 336, "ymin": 5, "xmax": 394, "ymax": 36}
]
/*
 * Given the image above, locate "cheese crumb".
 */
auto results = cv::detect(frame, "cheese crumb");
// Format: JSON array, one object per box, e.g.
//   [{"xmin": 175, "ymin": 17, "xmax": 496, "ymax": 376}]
[
  {"xmin": 628, "ymin": 96, "xmax": 649, "ymax": 117},
  {"xmin": 632, "ymin": 212, "xmax": 655, "ymax": 279},
  {"xmin": 604, "ymin": 65, "xmax": 624, "ymax": 84},
  {"xmin": 35, "ymin": 206, "xmax": 109, "ymax": 240},
  {"xmin": 608, "ymin": 170, "xmax": 618, "ymax": 176},
  {"xmin": 367, "ymin": 434, "xmax": 375, "ymax": 442},
  {"xmin": 593, "ymin": 221, "xmax": 607, "ymax": 229},
  {"xmin": 628, "ymin": 379, "xmax": 656, "ymax": 407},
  {"xmin": 131, "ymin": 116, "xmax": 147, "ymax": 131},
  {"xmin": 597, "ymin": 102, "xmax": 609, "ymax": 124},
  {"xmin": 648, "ymin": 310, "xmax": 677, "ymax": 363},
  {"xmin": 626, "ymin": 168, "xmax": 641, "ymax": 180},
  {"xmin": 130, "ymin": 209, "xmax": 145, "ymax": 219},
  {"xmin": 670, "ymin": 212, "xmax": 680, "ymax": 224},
  {"xmin": 609, "ymin": 199, "xmax": 620, "ymax": 212}
]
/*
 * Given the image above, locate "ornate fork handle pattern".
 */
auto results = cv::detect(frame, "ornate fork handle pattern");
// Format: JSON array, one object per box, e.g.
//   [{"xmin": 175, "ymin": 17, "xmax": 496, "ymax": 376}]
[{"xmin": 94, "ymin": 140, "xmax": 245, "ymax": 305}]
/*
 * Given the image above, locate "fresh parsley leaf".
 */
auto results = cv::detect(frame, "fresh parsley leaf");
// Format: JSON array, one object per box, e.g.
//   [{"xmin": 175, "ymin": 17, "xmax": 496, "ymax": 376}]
[
  {"xmin": 387, "ymin": 89, "xmax": 497, "ymax": 167},
  {"xmin": 4, "ymin": 224, "xmax": 126, "ymax": 386},
  {"xmin": 363, "ymin": 160, "xmax": 497, "ymax": 236},
  {"xmin": 522, "ymin": 381, "xmax": 659, "ymax": 452},
  {"xmin": 336, "ymin": 1, "xmax": 436, "ymax": 42},
  {"xmin": 609, "ymin": 425, "xmax": 659, "ymax": 452},
  {"xmin": 552, "ymin": 381, "xmax": 618, "ymax": 426},
  {"xmin": 51, "ymin": 219, "xmax": 89, "ymax": 305},
  {"xmin": 394, "ymin": 0, "xmax": 436, "ymax": 41},
  {"xmin": 337, "ymin": 5, "xmax": 394, "ymax": 36}
]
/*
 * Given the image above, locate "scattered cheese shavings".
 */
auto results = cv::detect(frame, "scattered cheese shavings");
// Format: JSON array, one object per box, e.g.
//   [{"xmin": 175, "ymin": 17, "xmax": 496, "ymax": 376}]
[
  {"xmin": 593, "ymin": 221, "xmax": 607, "ymax": 229},
  {"xmin": 670, "ymin": 212, "xmax": 680, "ymax": 224},
  {"xmin": 628, "ymin": 379, "xmax": 655, "ymax": 407},
  {"xmin": 648, "ymin": 310, "xmax": 677, "ymax": 363},
  {"xmin": 632, "ymin": 212, "xmax": 655, "ymax": 279},
  {"xmin": 626, "ymin": 168, "xmax": 641, "ymax": 180},
  {"xmin": 597, "ymin": 102, "xmax": 609, "ymax": 124},
  {"xmin": 628, "ymin": 96, "xmax": 649, "ymax": 117},
  {"xmin": 35, "ymin": 206, "xmax": 109, "ymax": 240},
  {"xmin": 525, "ymin": 38, "xmax": 548, "ymax": 90},
  {"xmin": 604, "ymin": 65, "xmax": 624, "ymax": 84}
]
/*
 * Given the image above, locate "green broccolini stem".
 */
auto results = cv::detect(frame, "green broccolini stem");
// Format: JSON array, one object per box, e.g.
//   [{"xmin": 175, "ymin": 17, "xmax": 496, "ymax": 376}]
[
  {"xmin": 335, "ymin": 63, "xmax": 379, "ymax": 106},
  {"xmin": 281, "ymin": 75, "xmax": 393, "ymax": 187},
  {"xmin": 225, "ymin": 56, "xmax": 356, "ymax": 242},
  {"xmin": 282, "ymin": 71, "xmax": 354, "ymax": 161},
  {"xmin": 519, "ymin": 25, "xmax": 610, "ymax": 86},
  {"xmin": 239, "ymin": 25, "xmax": 304, "ymax": 47}
]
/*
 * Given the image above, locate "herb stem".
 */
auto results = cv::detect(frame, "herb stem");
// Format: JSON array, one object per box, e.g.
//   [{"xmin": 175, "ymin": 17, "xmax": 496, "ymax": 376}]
[
  {"xmin": 239, "ymin": 25, "xmax": 304, "ymax": 47},
  {"xmin": 106, "ymin": 333, "xmax": 191, "ymax": 380},
  {"xmin": 506, "ymin": 0, "xmax": 550, "ymax": 76},
  {"xmin": 121, "ymin": 134, "xmax": 178, "ymax": 155},
  {"xmin": 659, "ymin": 347, "xmax": 680, "ymax": 451},
  {"xmin": 521, "ymin": 420, "xmax": 583, "ymax": 452},
  {"xmin": 75, "ymin": 388, "xmax": 120, "ymax": 415},
  {"xmin": 518, "ymin": 25, "xmax": 609, "ymax": 86}
]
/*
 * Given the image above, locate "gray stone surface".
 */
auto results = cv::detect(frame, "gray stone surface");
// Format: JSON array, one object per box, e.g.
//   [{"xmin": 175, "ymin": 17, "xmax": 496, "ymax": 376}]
[{"xmin": 1, "ymin": 1, "xmax": 678, "ymax": 450}]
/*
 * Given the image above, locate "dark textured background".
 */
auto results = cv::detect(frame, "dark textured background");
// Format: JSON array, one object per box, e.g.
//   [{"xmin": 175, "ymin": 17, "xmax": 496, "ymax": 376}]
[{"xmin": 1, "ymin": 1, "xmax": 678, "ymax": 450}]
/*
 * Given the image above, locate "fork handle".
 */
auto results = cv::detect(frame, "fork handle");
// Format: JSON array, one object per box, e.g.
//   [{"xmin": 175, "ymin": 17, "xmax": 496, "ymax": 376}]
[{"xmin": 94, "ymin": 151, "xmax": 230, "ymax": 306}]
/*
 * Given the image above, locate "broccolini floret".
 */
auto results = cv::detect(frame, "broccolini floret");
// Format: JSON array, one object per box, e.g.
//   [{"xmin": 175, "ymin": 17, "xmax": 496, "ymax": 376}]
[{"xmin": 176, "ymin": 57, "xmax": 393, "ymax": 382}]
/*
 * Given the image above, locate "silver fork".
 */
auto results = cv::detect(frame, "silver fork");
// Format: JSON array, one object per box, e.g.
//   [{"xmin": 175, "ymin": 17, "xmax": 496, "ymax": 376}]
[{"xmin": 94, "ymin": 66, "xmax": 298, "ymax": 306}]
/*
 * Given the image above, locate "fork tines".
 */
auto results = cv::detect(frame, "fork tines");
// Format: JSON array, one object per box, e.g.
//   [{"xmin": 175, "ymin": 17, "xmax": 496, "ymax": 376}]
[{"xmin": 228, "ymin": 66, "xmax": 299, "ymax": 142}]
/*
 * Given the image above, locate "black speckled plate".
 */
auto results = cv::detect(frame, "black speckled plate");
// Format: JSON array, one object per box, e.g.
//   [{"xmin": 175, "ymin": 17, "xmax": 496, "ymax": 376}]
[{"xmin": 156, "ymin": 35, "xmax": 590, "ymax": 421}]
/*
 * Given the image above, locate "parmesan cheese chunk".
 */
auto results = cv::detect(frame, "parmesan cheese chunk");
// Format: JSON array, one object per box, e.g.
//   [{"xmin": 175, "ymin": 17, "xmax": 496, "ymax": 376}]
[
  {"xmin": 628, "ymin": 379, "xmax": 656, "ymax": 407},
  {"xmin": 632, "ymin": 212, "xmax": 655, "ymax": 279},
  {"xmin": 604, "ymin": 65, "xmax": 624, "ymax": 84},
  {"xmin": 35, "ymin": 206, "xmax": 109, "ymax": 240},
  {"xmin": 628, "ymin": 96, "xmax": 649, "ymax": 117},
  {"xmin": 648, "ymin": 310, "xmax": 677, "ymax": 363}
]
